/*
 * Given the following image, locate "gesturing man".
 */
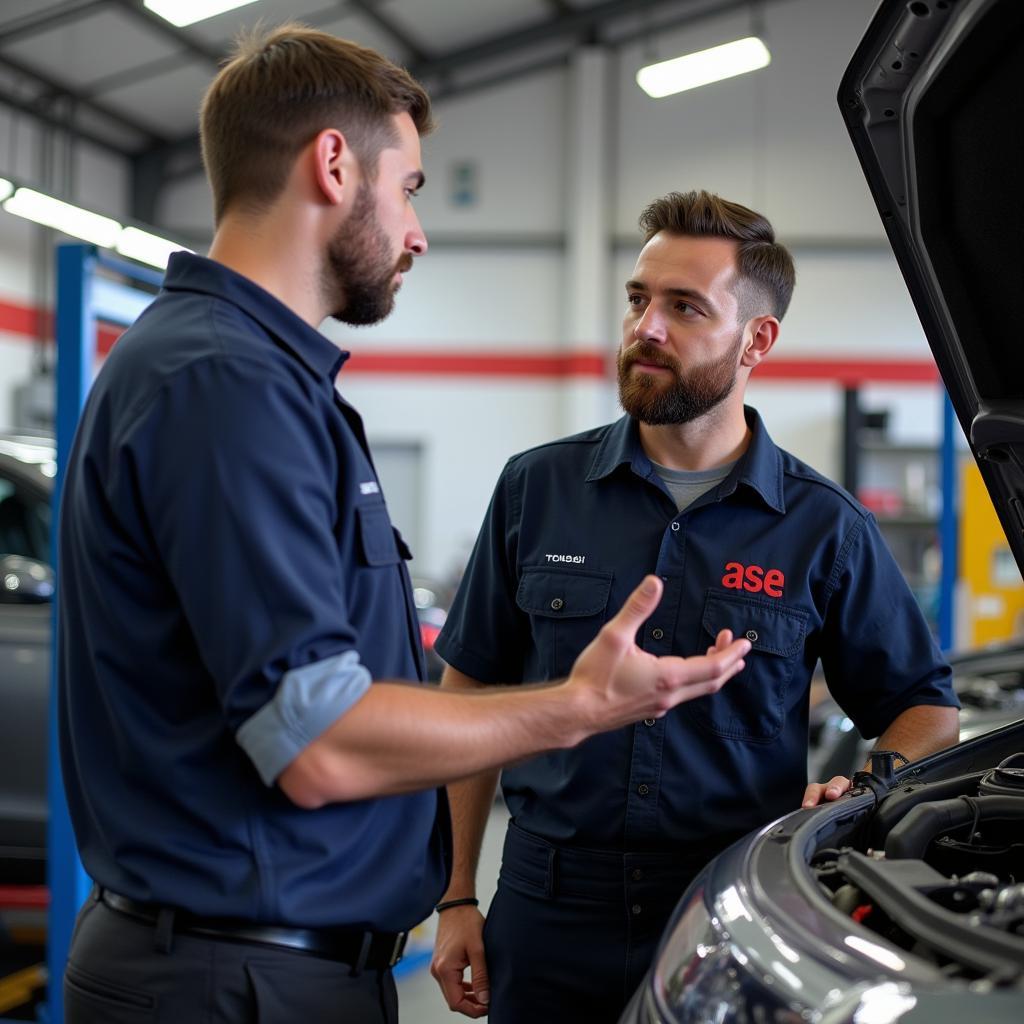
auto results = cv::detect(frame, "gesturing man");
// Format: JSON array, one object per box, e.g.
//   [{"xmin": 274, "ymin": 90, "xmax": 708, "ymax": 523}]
[
  {"xmin": 431, "ymin": 191, "xmax": 960, "ymax": 1023},
  {"xmin": 56, "ymin": 34, "xmax": 751, "ymax": 1024}
]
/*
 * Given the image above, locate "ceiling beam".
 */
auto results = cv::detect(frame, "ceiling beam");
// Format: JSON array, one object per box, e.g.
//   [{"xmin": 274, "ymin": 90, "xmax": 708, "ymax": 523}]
[
  {"xmin": 78, "ymin": 50, "xmax": 185, "ymax": 99},
  {"xmin": 0, "ymin": 0, "xmax": 105, "ymax": 46},
  {"xmin": 0, "ymin": 82, "xmax": 129, "ymax": 157},
  {"xmin": 407, "ymin": 0, "xmax": 690, "ymax": 79},
  {"xmin": 347, "ymin": 0, "xmax": 429, "ymax": 63},
  {"xmin": 128, "ymin": 0, "xmax": 783, "ymax": 215},
  {"xmin": 108, "ymin": 0, "xmax": 222, "ymax": 65},
  {"xmin": 1, "ymin": 49, "xmax": 163, "ymax": 146}
]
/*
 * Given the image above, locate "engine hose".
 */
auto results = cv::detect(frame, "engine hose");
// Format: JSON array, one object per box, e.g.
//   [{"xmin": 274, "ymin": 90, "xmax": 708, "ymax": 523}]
[
  {"xmin": 884, "ymin": 794, "xmax": 1024, "ymax": 860},
  {"xmin": 867, "ymin": 771, "xmax": 986, "ymax": 849}
]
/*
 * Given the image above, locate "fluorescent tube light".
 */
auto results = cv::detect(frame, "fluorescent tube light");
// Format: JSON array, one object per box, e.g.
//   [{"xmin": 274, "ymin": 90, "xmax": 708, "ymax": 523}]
[
  {"xmin": 3, "ymin": 188, "xmax": 122, "ymax": 247},
  {"xmin": 636, "ymin": 36, "xmax": 771, "ymax": 98},
  {"xmin": 0, "ymin": 178, "xmax": 13, "ymax": 202},
  {"xmin": 144, "ymin": 0, "xmax": 260, "ymax": 27},
  {"xmin": 116, "ymin": 226, "xmax": 192, "ymax": 270}
]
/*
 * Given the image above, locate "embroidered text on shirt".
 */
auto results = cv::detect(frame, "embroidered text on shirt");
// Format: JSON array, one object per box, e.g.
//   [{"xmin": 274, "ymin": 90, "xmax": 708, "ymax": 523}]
[{"xmin": 722, "ymin": 561, "xmax": 785, "ymax": 598}]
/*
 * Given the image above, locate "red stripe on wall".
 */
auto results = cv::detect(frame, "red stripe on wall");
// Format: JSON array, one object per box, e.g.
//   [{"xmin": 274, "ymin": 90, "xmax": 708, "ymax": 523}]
[
  {"xmin": 752, "ymin": 358, "xmax": 940, "ymax": 386},
  {"xmin": 0, "ymin": 296, "xmax": 940, "ymax": 384},
  {"xmin": 343, "ymin": 350, "xmax": 609, "ymax": 377},
  {"xmin": 1, "ymin": 297, "xmax": 124, "ymax": 355}
]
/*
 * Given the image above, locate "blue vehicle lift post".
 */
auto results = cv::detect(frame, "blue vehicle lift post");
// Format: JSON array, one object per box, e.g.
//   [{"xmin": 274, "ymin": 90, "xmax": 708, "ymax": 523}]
[{"xmin": 36, "ymin": 243, "xmax": 160, "ymax": 1024}]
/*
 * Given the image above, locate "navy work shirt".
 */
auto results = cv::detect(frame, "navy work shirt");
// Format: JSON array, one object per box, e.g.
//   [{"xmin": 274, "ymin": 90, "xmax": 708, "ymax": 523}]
[
  {"xmin": 58, "ymin": 253, "xmax": 449, "ymax": 931},
  {"xmin": 435, "ymin": 410, "xmax": 957, "ymax": 851}
]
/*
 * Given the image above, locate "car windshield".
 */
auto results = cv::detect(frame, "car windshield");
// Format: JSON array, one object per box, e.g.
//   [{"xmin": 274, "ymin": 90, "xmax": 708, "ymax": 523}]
[{"xmin": 0, "ymin": 476, "xmax": 51, "ymax": 565}]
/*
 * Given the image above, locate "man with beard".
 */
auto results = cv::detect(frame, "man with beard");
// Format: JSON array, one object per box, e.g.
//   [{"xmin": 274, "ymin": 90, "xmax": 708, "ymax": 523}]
[
  {"xmin": 57, "ymin": 35, "xmax": 753, "ymax": 1024},
  {"xmin": 430, "ymin": 191, "xmax": 960, "ymax": 1023}
]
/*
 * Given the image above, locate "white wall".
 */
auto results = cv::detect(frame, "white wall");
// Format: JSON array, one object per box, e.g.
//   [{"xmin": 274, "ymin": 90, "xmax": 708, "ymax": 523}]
[{"xmin": 0, "ymin": 0, "xmax": 947, "ymax": 579}]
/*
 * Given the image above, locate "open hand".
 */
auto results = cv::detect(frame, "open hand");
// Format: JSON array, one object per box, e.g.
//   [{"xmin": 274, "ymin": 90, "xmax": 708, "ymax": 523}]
[{"xmin": 567, "ymin": 575, "xmax": 750, "ymax": 735}]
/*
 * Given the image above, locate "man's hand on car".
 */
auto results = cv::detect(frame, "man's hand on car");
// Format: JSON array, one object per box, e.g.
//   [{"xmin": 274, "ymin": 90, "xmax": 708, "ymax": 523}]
[{"xmin": 801, "ymin": 775, "xmax": 853, "ymax": 807}]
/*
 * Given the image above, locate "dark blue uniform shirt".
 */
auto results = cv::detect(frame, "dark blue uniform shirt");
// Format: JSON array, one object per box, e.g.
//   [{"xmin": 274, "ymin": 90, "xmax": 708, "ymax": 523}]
[
  {"xmin": 435, "ymin": 410, "xmax": 957, "ymax": 851},
  {"xmin": 58, "ymin": 253, "xmax": 449, "ymax": 931}
]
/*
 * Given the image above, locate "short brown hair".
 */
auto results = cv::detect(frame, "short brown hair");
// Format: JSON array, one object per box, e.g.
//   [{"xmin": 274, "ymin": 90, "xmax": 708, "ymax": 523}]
[
  {"xmin": 639, "ymin": 190, "xmax": 795, "ymax": 321},
  {"xmin": 200, "ymin": 24, "xmax": 434, "ymax": 223}
]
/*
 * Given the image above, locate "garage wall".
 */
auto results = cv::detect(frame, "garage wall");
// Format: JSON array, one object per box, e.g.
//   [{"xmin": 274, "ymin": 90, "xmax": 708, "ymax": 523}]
[{"xmin": 0, "ymin": 0, "xmax": 948, "ymax": 580}]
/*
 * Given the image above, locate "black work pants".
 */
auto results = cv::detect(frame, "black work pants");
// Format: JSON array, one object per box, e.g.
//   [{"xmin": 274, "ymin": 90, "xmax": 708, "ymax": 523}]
[
  {"xmin": 64, "ymin": 890, "xmax": 398, "ymax": 1023},
  {"xmin": 483, "ymin": 821, "xmax": 708, "ymax": 1024}
]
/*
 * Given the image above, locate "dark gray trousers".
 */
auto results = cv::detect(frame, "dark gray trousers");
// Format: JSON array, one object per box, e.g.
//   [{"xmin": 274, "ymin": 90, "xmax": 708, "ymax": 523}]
[{"xmin": 64, "ymin": 891, "xmax": 398, "ymax": 1023}]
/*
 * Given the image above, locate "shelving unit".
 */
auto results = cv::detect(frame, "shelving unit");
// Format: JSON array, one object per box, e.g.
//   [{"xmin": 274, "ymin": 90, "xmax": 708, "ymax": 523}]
[{"xmin": 842, "ymin": 390, "xmax": 943, "ymax": 633}]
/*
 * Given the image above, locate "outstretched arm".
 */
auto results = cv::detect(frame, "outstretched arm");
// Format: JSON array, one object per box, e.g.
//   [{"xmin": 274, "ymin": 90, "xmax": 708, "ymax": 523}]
[{"xmin": 279, "ymin": 575, "xmax": 749, "ymax": 807}]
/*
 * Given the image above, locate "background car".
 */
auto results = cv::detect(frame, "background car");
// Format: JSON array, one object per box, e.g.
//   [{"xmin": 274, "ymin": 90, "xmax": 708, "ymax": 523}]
[
  {"xmin": 0, "ymin": 433, "xmax": 55, "ymax": 887},
  {"xmin": 810, "ymin": 641, "xmax": 1024, "ymax": 782},
  {"xmin": 622, "ymin": 0, "xmax": 1024, "ymax": 1018}
]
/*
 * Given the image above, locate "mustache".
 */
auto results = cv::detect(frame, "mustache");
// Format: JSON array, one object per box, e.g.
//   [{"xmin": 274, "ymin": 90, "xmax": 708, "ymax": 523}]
[
  {"xmin": 619, "ymin": 342, "xmax": 680, "ymax": 374},
  {"xmin": 396, "ymin": 253, "xmax": 414, "ymax": 274}
]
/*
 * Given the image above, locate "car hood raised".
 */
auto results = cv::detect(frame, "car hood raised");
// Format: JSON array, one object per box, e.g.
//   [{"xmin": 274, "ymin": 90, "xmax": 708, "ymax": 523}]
[{"xmin": 838, "ymin": 0, "xmax": 1024, "ymax": 575}]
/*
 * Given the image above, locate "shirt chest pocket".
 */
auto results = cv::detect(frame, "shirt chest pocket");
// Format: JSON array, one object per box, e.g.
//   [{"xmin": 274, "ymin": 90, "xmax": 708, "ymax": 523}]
[
  {"xmin": 515, "ymin": 568, "xmax": 613, "ymax": 679},
  {"xmin": 691, "ymin": 591, "xmax": 808, "ymax": 743},
  {"xmin": 356, "ymin": 504, "xmax": 407, "ymax": 566}
]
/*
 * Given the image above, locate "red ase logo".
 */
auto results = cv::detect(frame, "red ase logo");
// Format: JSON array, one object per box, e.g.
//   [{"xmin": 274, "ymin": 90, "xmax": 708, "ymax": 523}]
[{"xmin": 722, "ymin": 561, "xmax": 785, "ymax": 598}]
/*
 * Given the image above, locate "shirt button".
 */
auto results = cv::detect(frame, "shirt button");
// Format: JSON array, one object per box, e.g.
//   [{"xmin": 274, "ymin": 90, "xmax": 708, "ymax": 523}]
[
  {"xmin": 550, "ymin": 598, "xmax": 564, "ymax": 611},
  {"xmin": 643, "ymin": 718, "xmax": 656, "ymax": 727},
  {"xmin": 631, "ymin": 868, "xmax": 644, "ymax": 881},
  {"xmin": 631, "ymin": 904, "xmax": 643, "ymax": 916},
  {"xmin": 670, "ymin": 522, "xmax": 680, "ymax": 532},
  {"xmin": 637, "ymin": 783, "xmax": 650, "ymax": 796},
  {"xmin": 651, "ymin": 628, "xmax": 664, "ymax": 640},
  {"xmin": 745, "ymin": 629, "xmax": 758, "ymax": 642}
]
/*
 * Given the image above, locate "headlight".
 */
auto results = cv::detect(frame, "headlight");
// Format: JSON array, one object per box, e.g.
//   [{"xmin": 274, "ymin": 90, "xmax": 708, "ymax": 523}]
[
  {"xmin": 647, "ymin": 887, "xmax": 749, "ymax": 1023},
  {"xmin": 655, "ymin": 887, "xmax": 718, "ymax": 1002}
]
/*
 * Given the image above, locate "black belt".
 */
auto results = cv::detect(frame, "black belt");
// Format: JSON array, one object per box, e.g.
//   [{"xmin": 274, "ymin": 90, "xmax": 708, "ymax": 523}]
[{"xmin": 99, "ymin": 889, "xmax": 407, "ymax": 970}]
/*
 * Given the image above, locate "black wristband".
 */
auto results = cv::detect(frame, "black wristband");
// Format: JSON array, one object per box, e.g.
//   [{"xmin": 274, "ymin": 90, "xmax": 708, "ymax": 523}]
[{"xmin": 435, "ymin": 897, "xmax": 479, "ymax": 913}]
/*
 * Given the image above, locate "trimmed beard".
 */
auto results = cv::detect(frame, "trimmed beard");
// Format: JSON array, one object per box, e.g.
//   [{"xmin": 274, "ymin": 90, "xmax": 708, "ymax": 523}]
[
  {"xmin": 324, "ymin": 180, "xmax": 412, "ymax": 326},
  {"xmin": 617, "ymin": 335, "xmax": 742, "ymax": 425}
]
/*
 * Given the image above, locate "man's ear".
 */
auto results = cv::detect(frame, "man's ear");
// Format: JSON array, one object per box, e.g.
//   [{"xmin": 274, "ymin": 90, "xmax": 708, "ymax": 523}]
[
  {"xmin": 741, "ymin": 316, "xmax": 780, "ymax": 368},
  {"xmin": 310, "ymin": 128, "xmax": 354, "ymax": 206}
]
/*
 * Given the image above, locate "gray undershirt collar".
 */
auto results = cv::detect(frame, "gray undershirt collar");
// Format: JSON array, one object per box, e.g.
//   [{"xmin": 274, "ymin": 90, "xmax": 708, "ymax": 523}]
[{"xmin": 651, "ymin": 458, "xmax": 738, "ymax": 513}]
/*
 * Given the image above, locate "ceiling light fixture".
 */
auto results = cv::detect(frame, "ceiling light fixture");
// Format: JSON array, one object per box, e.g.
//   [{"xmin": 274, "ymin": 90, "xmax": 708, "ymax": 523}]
[
  {"xmin": 116, "ymin": 226, "xmax": 192, "ymax": 269},
  {"xmin": 636, "ymin": 36, "xmax": 771, "ymax": 98},
  {"xmin": 3, "ymin": 188, "xmax": 122, "ymax": 248},
  {"xmin": 1, "ymin": 181, "xmax": 191, "ymax": 269},
  {"xmin": 143, "ymin": 0, "xmax": 261, "ymax": 28}
]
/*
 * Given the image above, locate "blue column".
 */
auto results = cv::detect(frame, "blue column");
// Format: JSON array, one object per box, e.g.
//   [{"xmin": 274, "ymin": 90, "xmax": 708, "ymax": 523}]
[{"xmin": 47, "ymin": 243, "xmax": 98, "ymax": 1024}]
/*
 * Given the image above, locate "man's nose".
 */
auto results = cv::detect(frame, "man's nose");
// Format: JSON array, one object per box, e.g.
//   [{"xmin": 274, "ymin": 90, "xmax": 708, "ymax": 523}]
[
  {"xmin": 634, "ymin": 306, "xmax": 667, "ymax": 343},
  {"xmin": 406, "ymin": 209, "xmax": 427, "ymax": 256}
]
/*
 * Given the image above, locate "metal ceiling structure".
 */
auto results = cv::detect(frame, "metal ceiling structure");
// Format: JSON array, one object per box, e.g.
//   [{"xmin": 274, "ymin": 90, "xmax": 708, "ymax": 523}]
[{"xmin": 0, "ymin": 0, "xmax": 774, "ymax": 225}]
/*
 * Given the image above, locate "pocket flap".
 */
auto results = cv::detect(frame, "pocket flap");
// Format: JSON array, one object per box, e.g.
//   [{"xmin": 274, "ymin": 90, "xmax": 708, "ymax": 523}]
[
  {"xmin": 702, "ymin": 591, "xmax": 807, "ymax": 657},
  {"xmin": 393, "ymin": 526, "xmax": 414, "ymax": 561},
  {"xmin": 516, "ymin": 568, "xmax": 613, "ymax": 618},
  {"xmin": 356, "ymin": 504, "xmax": 400, "ymax": 566}
]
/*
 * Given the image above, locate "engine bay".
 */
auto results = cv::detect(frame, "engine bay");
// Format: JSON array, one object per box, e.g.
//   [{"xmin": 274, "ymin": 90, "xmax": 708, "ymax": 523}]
[{"xmin": 811, "ymin": 754, "xmax": 1024, "ymax": 985}]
